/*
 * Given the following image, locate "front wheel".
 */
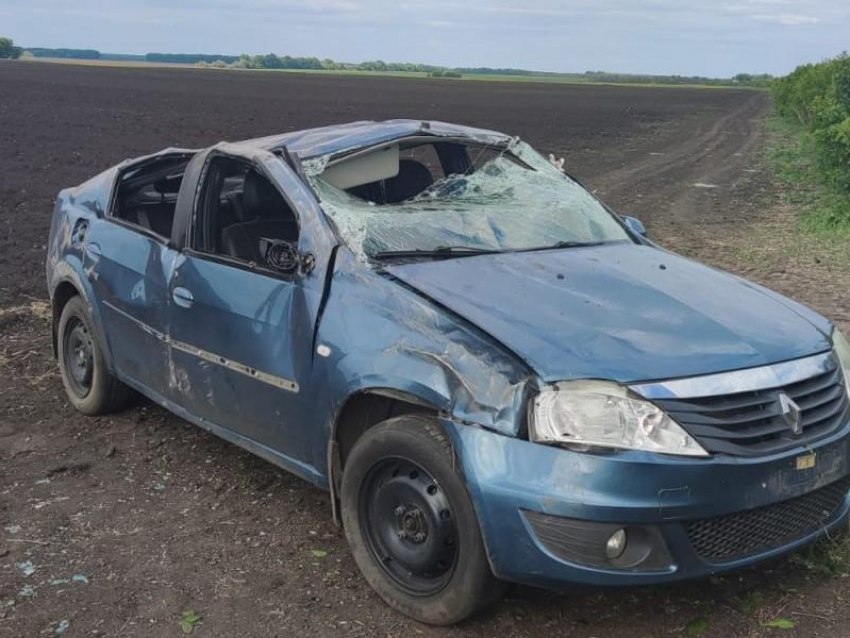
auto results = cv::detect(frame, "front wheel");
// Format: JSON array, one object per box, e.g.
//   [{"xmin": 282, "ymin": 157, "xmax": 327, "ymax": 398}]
[{"xmin": 340, "ymin": 415, "xmax": 505, "ymax": 625}]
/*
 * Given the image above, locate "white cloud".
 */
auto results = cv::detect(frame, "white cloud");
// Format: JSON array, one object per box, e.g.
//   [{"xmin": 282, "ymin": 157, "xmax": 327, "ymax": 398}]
[{"xmin": 752, "ymin": 13, "xmax": 819, "ymax": 24}]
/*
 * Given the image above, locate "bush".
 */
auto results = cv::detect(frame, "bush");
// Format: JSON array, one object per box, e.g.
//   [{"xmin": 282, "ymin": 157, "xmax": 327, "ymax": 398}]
[
  {"xmin": 774, "ymin": 53, "xmax": 850, "ymax": 196},
  {"xmin": 0, "ymin": 37, "xmax": 22, "ymax": 59},
  {"xmin": 428, "ymin": 69, "xmax": 462, "ymax": 78}
]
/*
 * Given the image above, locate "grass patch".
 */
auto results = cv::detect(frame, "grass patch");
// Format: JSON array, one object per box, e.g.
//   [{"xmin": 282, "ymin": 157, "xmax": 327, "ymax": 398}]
[
  {"xmin": 0, "ymin": 300, "xmax": 50, "ymax": 322},
  {"xmin": 765, "ymin": 115, "xmax": 850, "ymax": 238},
  {"xmin": 735, "ymin": 590, "xmax": 766, "ymax": 615},
  {"xmin": 789, "ymin": 527, "xmax": 850, "ymax": 576}
]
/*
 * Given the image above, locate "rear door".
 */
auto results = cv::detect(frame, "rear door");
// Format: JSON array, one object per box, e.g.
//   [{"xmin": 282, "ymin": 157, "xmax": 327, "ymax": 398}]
[
  {"xmin": 83, "ymin": 154, "xmax": 188, "ymax": 399},
  {"xmin": 166, "ymin": 144, "xmax": 335, "ymax": 466}
]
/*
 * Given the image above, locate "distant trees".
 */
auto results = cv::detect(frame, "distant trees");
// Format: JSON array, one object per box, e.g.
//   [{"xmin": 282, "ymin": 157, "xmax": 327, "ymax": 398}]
[
  {"xmin": 0, "ymin": 37, "xmax": 22, "ymax": 59},
  {"xmin": 231, "ymin": 53, "xmax": 323, "ymax": 70},
  {"xmin": 456, "ymin": 67, "xmax": 531, "ymax": 76},
  {"xmin": 359, "ymin": 60, "xmax": 451, "ymax": 74},
  {"xmin": 146, "ymin": 53, "xmax": 238, "ymax": 64},
  {"xmin": 231, "ymin": 55, "xmax": 454, "ymax": 74},
  {"xmin": 359, "ymin": 59, "xmax": 387, "ymax": 72},
  {"xmin": 429, "ymin": 70, "xmax": 462, "ymax": 78},
  {"xmin": 27, "ymin": 47, "xmax": 99, "ymax": 59},
  {"xmin": 732, "ymin": 73, "xmax": 773, "ymax": 88},
  {"xmin": 581, "ymin": 70, "xmax": 727, "ymax": 86},
  {"xmin": 6, "ymin": 40, "xmax": 774, "ymax": 93},
  {"xmin": 195, "ymin": 60, "xmax": 229, "ymax": 69}
]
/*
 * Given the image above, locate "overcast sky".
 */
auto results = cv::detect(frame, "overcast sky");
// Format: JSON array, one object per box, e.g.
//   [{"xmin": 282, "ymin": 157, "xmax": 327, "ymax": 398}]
[{"xmin": 2, "ymin": 0, "xmax": 848, "ymax": 76}]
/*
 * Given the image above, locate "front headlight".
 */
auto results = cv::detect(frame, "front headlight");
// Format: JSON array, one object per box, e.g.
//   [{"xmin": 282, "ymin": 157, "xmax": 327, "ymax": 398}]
[
  {"xmin": 530, "ymin": 380, "xmax": 709, "ymax": 457},
  {"xmin": 834, "ymin": 328, "xmax": 850, "ymax": 396}
]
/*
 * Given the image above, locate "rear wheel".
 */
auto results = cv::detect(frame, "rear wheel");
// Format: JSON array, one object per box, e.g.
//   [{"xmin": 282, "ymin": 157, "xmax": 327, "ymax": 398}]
[
  {"xmin": 57, "ymin": 296, "xmax": 131, "ymax": 415},
  {"xmin": 341, "ymin": 415, "xmax": 505, "ymax": 625}
]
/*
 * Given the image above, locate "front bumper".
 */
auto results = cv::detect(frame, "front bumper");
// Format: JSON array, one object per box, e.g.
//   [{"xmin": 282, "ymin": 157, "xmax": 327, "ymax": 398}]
[{"xmin": 442, "ymin": 418, "xmax": 850, "ymax": 588}]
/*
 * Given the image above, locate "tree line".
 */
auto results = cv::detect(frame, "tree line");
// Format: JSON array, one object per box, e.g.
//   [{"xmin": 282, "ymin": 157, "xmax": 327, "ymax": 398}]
[
  {"xmin": 0, "ymin": 37, "xmax": 22, "ymax": 59},
  {"xmin": 225, "ymin": 54, "xmax": 450, "ymax": 73},
  {"xmin": 2, "ymin": 38, "xmax": 773, "ymax": 89}
]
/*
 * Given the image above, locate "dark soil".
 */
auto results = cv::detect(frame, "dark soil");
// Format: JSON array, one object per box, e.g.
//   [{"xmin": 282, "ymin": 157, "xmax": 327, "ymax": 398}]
[{"xmin": 1, "ymin": 61, "xmax": 847, "ymax": 638}]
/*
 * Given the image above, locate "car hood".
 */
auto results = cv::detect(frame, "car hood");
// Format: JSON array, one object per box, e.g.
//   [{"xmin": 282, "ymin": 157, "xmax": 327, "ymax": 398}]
[{"xmin": 384, "ymin": 244, "xmax": 833, "ymax": 384}]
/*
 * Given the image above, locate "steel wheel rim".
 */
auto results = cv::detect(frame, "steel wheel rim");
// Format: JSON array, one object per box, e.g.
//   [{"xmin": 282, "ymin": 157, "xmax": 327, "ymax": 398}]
[
  {"xmin": 359, "ymin": 456, "xmax": 459, "ymax": 596},
  {"xmin": 64, "ymin": 316, "xmax": 94, "ymax": 398}
]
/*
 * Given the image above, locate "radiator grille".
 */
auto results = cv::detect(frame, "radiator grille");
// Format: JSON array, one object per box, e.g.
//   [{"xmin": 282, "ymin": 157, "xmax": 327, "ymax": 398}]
[{"xmin": 655, "ymin": 367, "xmax": 849, "ymax": 456}]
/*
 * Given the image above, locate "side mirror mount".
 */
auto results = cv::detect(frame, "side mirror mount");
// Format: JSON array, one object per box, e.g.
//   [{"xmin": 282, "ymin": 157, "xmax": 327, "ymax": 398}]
[{"xmin": 623, "ymin": 215, "xmax": 647, "ymax": 238}]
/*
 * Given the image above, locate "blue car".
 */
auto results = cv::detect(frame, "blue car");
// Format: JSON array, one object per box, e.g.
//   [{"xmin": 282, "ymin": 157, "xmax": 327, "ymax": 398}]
[{"xmin": 46, "ymin": 120, "xmax": 850, "ymax": 624}]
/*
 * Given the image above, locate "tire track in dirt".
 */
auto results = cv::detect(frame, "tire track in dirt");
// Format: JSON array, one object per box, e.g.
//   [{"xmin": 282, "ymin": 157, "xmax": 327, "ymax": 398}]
[{"xmin": 589, "ymin": 90, "xmax": 771, "ymax": 239}]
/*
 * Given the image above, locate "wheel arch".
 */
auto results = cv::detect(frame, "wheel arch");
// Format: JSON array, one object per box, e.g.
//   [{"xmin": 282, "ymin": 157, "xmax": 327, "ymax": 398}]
[
  {"xmin": 51, "ymin": 280, "xmax": 81, "ymax": 357},
  {"xmin": 327, "ymin": 387, "xmax": 443, "ymax": 524},
  {"xmin": 48, "ymin": 261, "xmax": 114, "ymax": 369}
]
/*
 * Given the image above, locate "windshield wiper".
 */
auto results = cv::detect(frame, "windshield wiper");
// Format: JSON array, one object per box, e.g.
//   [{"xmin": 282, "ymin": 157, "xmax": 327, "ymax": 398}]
[
  {"xmin": 372, "ymin": 246, "xmax": 504, "ymax": 261},
  {"xmin": 372, "ymin": 241, "xmax": 606, "ymax": 261},
  {"xmin": 519, "ymin": 240, "xmax": 606, "ymax": 253}
]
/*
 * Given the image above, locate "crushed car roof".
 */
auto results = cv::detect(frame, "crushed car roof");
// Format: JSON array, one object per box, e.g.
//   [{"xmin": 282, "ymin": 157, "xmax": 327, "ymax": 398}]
[{"xmin": 235, "ymin": 119, "xmax": 513, "ymax": 159}]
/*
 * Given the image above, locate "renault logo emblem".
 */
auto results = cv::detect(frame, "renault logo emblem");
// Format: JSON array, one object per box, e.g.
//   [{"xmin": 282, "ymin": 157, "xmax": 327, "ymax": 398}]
[{"xmin": 778, "ymin": 392, "xmax": 802, "ymax": 435}]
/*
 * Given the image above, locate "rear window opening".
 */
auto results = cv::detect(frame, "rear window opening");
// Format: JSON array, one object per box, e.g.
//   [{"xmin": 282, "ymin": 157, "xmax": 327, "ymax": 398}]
[{"xmin": 111, "ymin": 153, "xmax": 195, "ymax": 239}]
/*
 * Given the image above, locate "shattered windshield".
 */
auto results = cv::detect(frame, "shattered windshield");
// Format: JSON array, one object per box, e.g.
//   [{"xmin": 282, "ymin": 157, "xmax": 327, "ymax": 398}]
[{"xmin": 305, "ymin": 140, "xmax": 631, "ymax": 260}]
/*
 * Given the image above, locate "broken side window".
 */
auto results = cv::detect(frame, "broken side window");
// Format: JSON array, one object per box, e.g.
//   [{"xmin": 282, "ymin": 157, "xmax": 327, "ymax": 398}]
[
  {"xmin": 111, "ymin": 153, "xmax": 194, "ymax": 240},
  {"xmin": 193, "ymin": 156, "xmax": 300, "ymax": 271}
]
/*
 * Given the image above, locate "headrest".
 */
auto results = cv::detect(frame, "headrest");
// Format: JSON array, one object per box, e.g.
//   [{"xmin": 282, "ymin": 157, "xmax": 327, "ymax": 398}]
[
  {"xmin": 243, "ymin": 170, "xmax": 284, "ymax": 220},
  {"xmin": 382, "ymin": 160, "xmax": 434, "ymax": 204}
]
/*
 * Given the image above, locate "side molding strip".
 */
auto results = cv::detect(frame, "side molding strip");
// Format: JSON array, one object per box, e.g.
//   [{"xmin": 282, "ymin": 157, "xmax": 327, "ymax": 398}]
[
  {"xmin": 170, "ymin": 339, "xmax": 299, "ymax": 392},
  {"xmin": 102, "ymin": 300, "xmax": 299, "ymax": 393}
]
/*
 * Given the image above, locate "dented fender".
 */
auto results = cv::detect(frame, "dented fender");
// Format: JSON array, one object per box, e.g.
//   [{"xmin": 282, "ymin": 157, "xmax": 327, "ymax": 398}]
[
  {"xmin": 309, "ymin": 249, "xmax": 535, "ymax": 449},
  {"xmin": 47, "ymin": 257, "xmax": 116, "ymax": 368},
  {"xmin": 46, "ymin": 190, "xmax": 115, "ymax": 367}
]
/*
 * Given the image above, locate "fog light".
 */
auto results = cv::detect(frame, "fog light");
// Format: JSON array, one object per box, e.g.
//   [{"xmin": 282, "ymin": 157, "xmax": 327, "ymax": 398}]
[{"xmin": 605, "ymin": 528, "xmax": 628, "ymax": 560}]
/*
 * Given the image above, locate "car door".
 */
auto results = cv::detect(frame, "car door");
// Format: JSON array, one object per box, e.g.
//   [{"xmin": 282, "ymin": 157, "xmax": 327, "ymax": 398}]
[
  {"xmin": 83, "ymin": 158, "xmax": 184, "ymax": 400},
  {"xmin": 166, "ymin": 144, "xmax": 335, "ymax": 467}
]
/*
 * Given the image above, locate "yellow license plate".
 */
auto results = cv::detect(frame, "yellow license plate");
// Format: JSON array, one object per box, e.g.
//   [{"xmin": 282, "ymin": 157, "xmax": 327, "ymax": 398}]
[{"xmin": 796, "ymin": 453, "xmax": 817, "ymax": 470}]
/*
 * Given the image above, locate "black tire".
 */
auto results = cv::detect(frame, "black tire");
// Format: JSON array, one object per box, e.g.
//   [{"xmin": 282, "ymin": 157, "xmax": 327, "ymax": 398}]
[
  {"xmin": 57, "ymin": 295, "xmax": 132, "ymax": 415},
  {"xmin": 341, "ymin": 414, "xmax": 506, "ymax": 625}
]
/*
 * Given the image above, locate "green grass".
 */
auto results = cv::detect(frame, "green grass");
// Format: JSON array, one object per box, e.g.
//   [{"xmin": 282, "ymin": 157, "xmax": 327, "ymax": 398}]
[
  {"xmin": 790, "ymin": 527, "xmax": 850, "ymax": 576},
  {"xmin": 765, "ymin": 115, "xmax": 850, "ymax": 237}
]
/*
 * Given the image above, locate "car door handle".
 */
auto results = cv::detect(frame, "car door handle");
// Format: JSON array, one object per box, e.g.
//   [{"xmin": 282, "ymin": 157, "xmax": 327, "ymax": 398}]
[{"xmin": 172, "ymin": 286, "xmax": 194, "ymax": 308}]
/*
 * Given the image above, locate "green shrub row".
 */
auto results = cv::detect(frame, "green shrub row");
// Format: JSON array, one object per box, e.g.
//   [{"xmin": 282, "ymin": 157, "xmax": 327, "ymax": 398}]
[
  {"xmin": 773, "ymin": 53, "xmax": 850, "ymax": 194},
  {"xmin": 0, "ymin": 37, "xmax": 22, "ymax": 59}
]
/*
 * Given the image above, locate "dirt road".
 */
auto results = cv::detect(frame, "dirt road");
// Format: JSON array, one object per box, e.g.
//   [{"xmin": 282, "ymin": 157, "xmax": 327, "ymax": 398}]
[{"xmin": 2, "ymin": 62, "xmax": 846, "ymax": 638}]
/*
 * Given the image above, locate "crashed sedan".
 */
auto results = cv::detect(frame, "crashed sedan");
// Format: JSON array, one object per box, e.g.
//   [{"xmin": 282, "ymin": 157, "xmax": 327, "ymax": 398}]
[{"xmin": 47, "ymin": 120, "xmax": 850, "ymax": 624}]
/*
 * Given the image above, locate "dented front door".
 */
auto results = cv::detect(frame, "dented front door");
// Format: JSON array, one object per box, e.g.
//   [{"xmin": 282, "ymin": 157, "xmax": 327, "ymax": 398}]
[{"xmin": 166, "ymin": 145, "xmax": 335, "ymax": 468}]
